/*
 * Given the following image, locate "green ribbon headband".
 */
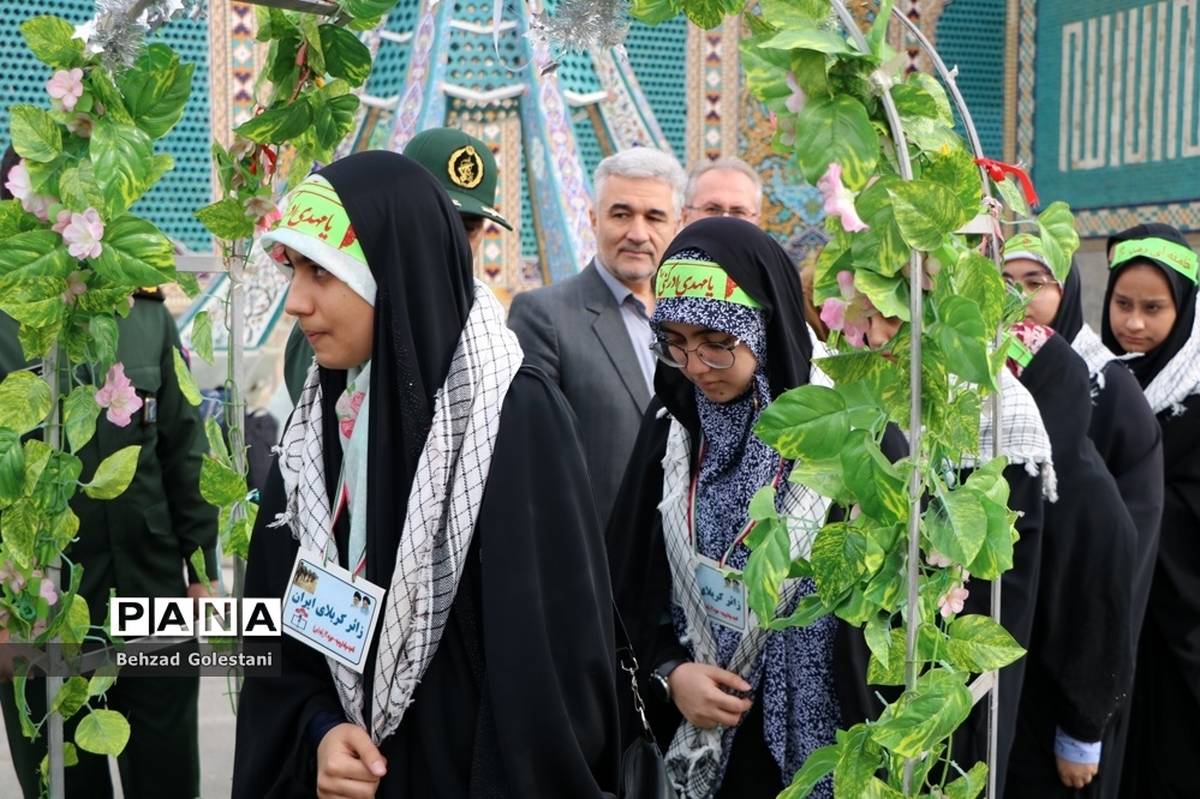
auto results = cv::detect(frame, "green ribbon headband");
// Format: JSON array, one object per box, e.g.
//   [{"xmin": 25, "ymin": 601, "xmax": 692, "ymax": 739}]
[
  {"xmin": 275, "ymin": 177, "xmax": 368, "ymax": 266},
  {"xmin": 655, "ymin": 258, "xmax": 763, "ymax": 309},
  {"xmin": 1111, "ymin": 237, "xmax": 1198, "ymax": 284}
]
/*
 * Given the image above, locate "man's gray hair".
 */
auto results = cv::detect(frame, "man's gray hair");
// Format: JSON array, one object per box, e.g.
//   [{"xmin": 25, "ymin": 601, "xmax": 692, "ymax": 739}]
[
  {"xmin": 685, "ymin": 157, "xmax": 764, "ymax": 210},
  {"xmin": 593, "ymin": 147, "xmax": 687, "ymax": 215}
]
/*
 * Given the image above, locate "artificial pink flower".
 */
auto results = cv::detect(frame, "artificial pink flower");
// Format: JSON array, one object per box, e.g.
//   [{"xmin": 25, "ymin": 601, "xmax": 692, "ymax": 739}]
[
  {"xmin": 37, "ymin": 577, "xmax": 57, "ymax": 606},
  {"xmin": 60, "ymin": 208, "xmax": 104, "ymax": 260},
  {"xmin": 25, "ymin": 194, "xmax": 53, "ymax": 222},
  {"xmin": 60, "ymin": 270, "xmax": 88, "ymax": 305},
  {"xmin": 51, "ymin": 208, "xmax": 72, "ymax": 235},
  {"xmin": 938, "ymin": 584, "xmax": 970, "ymax": 618},
  {"xmin": 816, "ymin": 162, "xmax": 869, "ymax": 233},
  {"xmin": 268, "ymin": 243, "xmax": 288, "ymax": 264},
  {"xmin": 94, "ymin": 362, "xmax": 143, "ymax": 428},
  {"xmin": 65, "ymin": 113, "xmax": 94, "ymax": 138},
  {"xmin": 925, "ymin": 550, "xmax": 953, "ymax": 568},
  {"xmin": 228, "ymin": 135, "xmax": 256, "ymax": 161},
  {"xmin": 819, "ymin": 270, "xmax": 874, "ymax": 348},
  {"xmin": 46, "ymin": 68, "xmax": 85, "ymax": 112},
  {"xmin": 3, "ymin": 160, "xmax": 32, "ymax": 202},
  {"xmin": 0, "ymin": 560, "xmax": 23, "ymax": 594},
  {"xmin": 785, "ymin": 71, "xmax": 807, "ymax": 114}
]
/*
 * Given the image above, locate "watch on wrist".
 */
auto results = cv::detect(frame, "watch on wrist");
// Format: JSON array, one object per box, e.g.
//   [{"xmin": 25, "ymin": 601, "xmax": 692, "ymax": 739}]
[{"xmin": 650, "ymin": 659, "xmax": 685, "ymax": 703}]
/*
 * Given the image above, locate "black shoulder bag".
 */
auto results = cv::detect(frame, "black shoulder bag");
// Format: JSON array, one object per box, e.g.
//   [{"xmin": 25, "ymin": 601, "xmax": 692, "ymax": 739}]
[{"xmin": 614, "ymin": 604, "xmax": 678, "ymax": 799}]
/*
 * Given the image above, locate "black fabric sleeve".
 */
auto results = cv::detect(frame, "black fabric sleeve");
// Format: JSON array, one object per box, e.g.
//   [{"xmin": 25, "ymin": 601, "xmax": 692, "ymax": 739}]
[
  {"xmin": 506, "ymin": 291, "xmax": 562, "ymax": 384},
  {"xmin": 231, "ymin": 460, "xmax": 346, "ymax": 799},
  {"xmin": 152, "ymin": 303, "xmax": 219, "ymax": 583},
  {"xmin": 476, "ymin": 367, "xmax": 620, "ymax": 798}
]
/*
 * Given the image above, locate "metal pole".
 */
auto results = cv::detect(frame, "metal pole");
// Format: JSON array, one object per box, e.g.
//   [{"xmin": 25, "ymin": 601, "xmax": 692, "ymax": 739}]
[
  {"xmin": 227, "ymin": 246, "xmax": 248, "ymax": 697},
  {"xmin": 891, "ymin": 14, "xmax": 1007, "ymax": 797},
  {"xmin": 827, "ymin": 3, "xmax": 920, "ymax": 794},
  {"xmin": 44, "ymin": 347, "xmax": 64, "ymax": 799}
]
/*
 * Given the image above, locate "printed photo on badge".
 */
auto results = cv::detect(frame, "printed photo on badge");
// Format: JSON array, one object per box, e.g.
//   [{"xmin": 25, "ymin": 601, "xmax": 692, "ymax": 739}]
[{"xmin": 281, "ymin": 549, "xmax": 385, "ymax": 673}]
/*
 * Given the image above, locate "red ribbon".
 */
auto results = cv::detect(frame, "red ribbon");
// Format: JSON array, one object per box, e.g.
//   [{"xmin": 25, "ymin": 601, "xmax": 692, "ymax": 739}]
[{"xmin": 975, "ymin": 157, "xmax": 1039, "ymax": 208}]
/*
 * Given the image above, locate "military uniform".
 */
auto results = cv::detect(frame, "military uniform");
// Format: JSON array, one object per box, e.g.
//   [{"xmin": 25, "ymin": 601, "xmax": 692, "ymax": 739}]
[
  {"xmin": 0, "ymin": 291, "xmax": 216, "ymax": 799},
  {"xmin": 283, "ymin": 127, "xmax": 513, "ymax": 403}
]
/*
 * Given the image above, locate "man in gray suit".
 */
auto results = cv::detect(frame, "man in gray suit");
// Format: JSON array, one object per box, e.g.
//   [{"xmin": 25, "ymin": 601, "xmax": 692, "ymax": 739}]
[{"xmin": 508, "ymin": 147, "xmax": 685, "ymax": 527}]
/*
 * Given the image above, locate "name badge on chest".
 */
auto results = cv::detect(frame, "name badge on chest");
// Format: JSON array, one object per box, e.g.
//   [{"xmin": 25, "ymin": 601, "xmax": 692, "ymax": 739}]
[
  {"xmin": 282, "ymin": 548, "xmax": 385, "ymax": 673},
  {"xmin": 695, "ymin": 555, "xmax": 749, "ymax": 632}
]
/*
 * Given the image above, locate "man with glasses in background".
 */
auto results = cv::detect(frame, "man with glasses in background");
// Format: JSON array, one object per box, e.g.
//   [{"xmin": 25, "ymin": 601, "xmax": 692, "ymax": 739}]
[{"xmin": 681, "ymin": 157, "xmax": 763, "ymax": 228}]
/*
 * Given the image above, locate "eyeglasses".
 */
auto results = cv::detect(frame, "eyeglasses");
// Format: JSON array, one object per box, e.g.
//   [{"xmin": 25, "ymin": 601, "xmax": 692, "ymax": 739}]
[
  {"xmin": 651, "ymin": 336, "xmax": 742, "ymax": 370},
  {"xmin": 684, "ymin": 203, "xmax": 758, "ymax": 220},
  {"xmin": 1003, "ymin": 274, "xmax": 1055, "ymax": 294}
]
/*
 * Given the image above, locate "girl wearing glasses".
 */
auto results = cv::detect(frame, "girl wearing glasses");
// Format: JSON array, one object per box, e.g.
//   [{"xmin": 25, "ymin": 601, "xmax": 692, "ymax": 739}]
[
  {"xmin": 1099, "ymin": 224, "xmax": 1200, "ymax": 799},
  {"xmin": 608, "ymin": 217, "xmax": 839, "ymax": 798}
]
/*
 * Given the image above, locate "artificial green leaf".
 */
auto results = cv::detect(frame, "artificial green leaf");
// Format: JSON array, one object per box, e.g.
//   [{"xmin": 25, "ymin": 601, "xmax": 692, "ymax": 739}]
[
  {"xmin": 312, "ymin": 92, "xmax": 360, "ymax": 153},
  {"xmin": 9, "ymin": 105, "xmax": 63, "ymax": 163},
  {"xmin": 117, "ymin": 44, "xmax": 194, "ymax": 139},
  {"xmin": 870, "ymin": 667, "xmax": 972, "ymax": 757},
  {"xmin": 886, "ymin": 179, "xmax": 965, "ymax": 251},
  {"xmin": 834, "ymin": 724, "xmax": 883, "ymax": 798},
  {"xmin": 629, "ymin": 0, "xmax": 682, "ymax": 25},
  {"xmin": 889, "ymin": 82, "xmax": 940, "ymax": 120},
  {"xmin": 852, "ymin": 177, "xmax": 910, "ymax": 277},
  {"xmin": 3, "ymin": 498, "xmax": 38, "ymax": 567},
  {"xmin": 49, "ymin": 676, "xmax": 89, "ymax": 720},
  {"xmin": 865, "ymin": 613, "xmax": 893, "ymax": 670},
  {"xmin": 87, "ymin": 672, "xmax": 116, "ymax": 698},
  {"xmin": 31, "ymin": 451, "xmax": 83, "ymax": 513},
  {"xmin": 759, "ymin": 0, "xmax": 828, "ymax": 29},
  {"xmin": 863, "ymin": 542, "xmax": 905, "ymax": 611},
  {"xmin": 0, "ymin": 371, "xmax": 51, "ymax": 435},
  {"xmin": 755, "ymin": 385, "xmax": 850, "ymax": 460},
  {"xmin": 38, "ymin": 743, "xmax": 79, "ymax": 781},
  {"xmin": 810, "ymin": 523, "xmax": 866, "ymax": 607},
  {"xmin": 943, "ymin": 761, "xmax": 989, "ymax": 799},
  {"xmin": 194, "ymin": 198, "xmax": 256, "ymax": 241},
  {"xmin": 320, "ymin": 25, "xmax": 372, "ymax": 86},
  {"xmin": 933, "ymin": 296, "xmax": 994, "ymax": 387},
  {"xmin": 297, "ymin": 14, "xmax": 326, "ymax": 73},
  {"xmin": 925, "ymin": 145, "xmax": 982, "ymax": 225},
  {"xmin": 0, "ymin": 429, "xmax": 24, "ymax": 505},
  {"xmin": 1036, "ymin": 201, "xmax": 1080, "ymax": 282},
  {"xmin": 926, "ymin": 486, "xmax": 988, "ymax": 567},
  {"xmin": 0, "ymin": 230, "xmax": 74, "ymax": 281},
  {"xmin": 744, "ymin": 512, "xmax": 792, "ymax": 623},
  {"xmin": 0, "ymin": 200, "xmax": 40, "ymax": 238},
  {"xmin": 200, "ymin": 456, "xmax": 247, "ymax": 507},
  {"xmin": 760, "ymin": 28, "xmax": 854, "ymax": 55},
  {"xmin": 739, "ymin": 39, "xmax": 794, "ymax": 106},
  {"xmin": 190, "ymin": 311, "xmax": 214, "ymax": 365},
  {"xmin": 88, "ymin": 314, "xmax": 119, "ymax": 369},
  {"xmin": 92, "ymin": 213, "xmax": 174, "ymax": 287},
  {"xmin": 82, "ymin": 445, "xmax": 140, "ymax": 500},
  {"xmin": 909, "ymin": 72, "xmax": 954, "ymax": 123},
  {"xmin": 680, "ymin": 0, "xmax": 744, "ymax": 28},
  {"xmin": 945, "ymin": 614, "xmax": 1025, "ymax": 672},
  {"xmin": 173, "ymin": 348, "xmax": 201, "ymax": 406},
  {"xmin": 21, "ymin": 439, "xmax": 52, "ymax": 496},
  {"xmin": 953, "ymin": 252, "xmax": 1007, "ymax": 331},
  {"xmin": 204, "ymin": 417, "xmax": 231, "ymax": 464},
  {"xmin": 74, "ymin": 709, "xmax": 130, "ymax": 756},
  {"xmin": 13, "ymin": 672, "xmax": 36, "ymax": 739},
  {"xmin": 767, "ymin": 593, "xmax": 827, "ymax": 631},
  {"xmin": 90, "ymin": 118, "xmax": 159, "ymax": 217},
  {"xmin": 86, "ymin": 69, "xmax": 132, "ymax": 125},
  {"xmin": 235, "ymin": 100, "xmax": 315, "ymax": 144},
  {"xmin": 867, "ymin": 0, "xmax": 896, "ymax": 57},
  {"xmin": 788, "ymin": 457, "xmax": 850, "ymax": 501},
  {"xmin": 900, "ymin": 115, "xmax": 960, "ymax": 153},
  {"xmin": 175, "ymin": 272, "xmax": 201, "ymax": 299},
  {"xmin": 340, "ymin": 0, "xmax": 401, "ymax": 19},
  {"xmin": 49, "ymin": 506, "xmax": 80, "ymax": 552},
  {"xmin": 58, "ymin": 160, "xmax": 106, "ymax": 213},
  {"xmin": 994, "ymin": 175, "xmax": 1028, "ymax": 217},
  {"xmin": 63, "ymin": 385, "xmax": 101, "ymax": 453},
  {"xmin": 267, "ymin": 29, "xmax": 302, "ymax": 85},
  {"xmin": 794, "ymin": 95, "xmax": 879, "ymax": 189},
  {"xmin": 840, "ymin": 430, "xmax": 907, "ymax": 523},
  {"xmin": 854, "ymin": 270, "xmax": 909, "ymax": 321},
  {"xmin": 779, "ymin": 742, "xmax": 838, "ymax": 799},
  {"xmin": 20, "ymin": 15, "xmax": 84, "ymax": 69}
]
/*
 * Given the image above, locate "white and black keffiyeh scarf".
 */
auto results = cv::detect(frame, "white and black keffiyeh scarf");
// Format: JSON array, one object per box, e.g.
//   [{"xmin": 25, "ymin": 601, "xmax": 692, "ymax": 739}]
[
  {"xmin": 1138, "ymin": 294, "xmax": 1200, "ymax": 415},
  {"xmin": 271, "ymin": 281, "xmax": 523, "ymax": 743}
]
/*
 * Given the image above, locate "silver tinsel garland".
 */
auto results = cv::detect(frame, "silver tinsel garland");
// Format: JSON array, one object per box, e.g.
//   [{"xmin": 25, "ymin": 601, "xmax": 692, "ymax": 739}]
[
  {"xmin": 76, "ymin": 0, "xmax": 206, "ymax": 72},
  {"xmin": 527, "ymin": 0, "xmax": 631, "ymax": 59}
]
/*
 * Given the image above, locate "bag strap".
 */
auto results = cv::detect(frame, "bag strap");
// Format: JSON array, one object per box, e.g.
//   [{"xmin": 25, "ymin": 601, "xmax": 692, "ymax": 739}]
[{"xmin": 612, "ymin": 600, "xmax": 658, "ymax": 744}]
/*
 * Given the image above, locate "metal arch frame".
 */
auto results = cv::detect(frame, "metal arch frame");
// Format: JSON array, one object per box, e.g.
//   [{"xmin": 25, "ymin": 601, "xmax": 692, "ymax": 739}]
[{"xmin": 828, "ymin": 2, "xmax": 1007, "ymax": 797}]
